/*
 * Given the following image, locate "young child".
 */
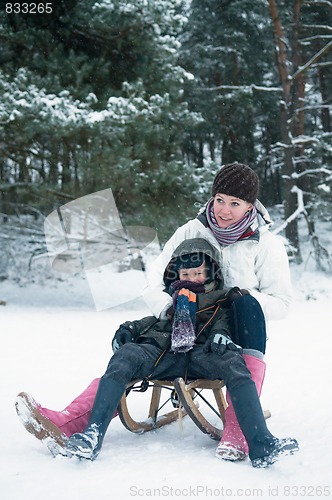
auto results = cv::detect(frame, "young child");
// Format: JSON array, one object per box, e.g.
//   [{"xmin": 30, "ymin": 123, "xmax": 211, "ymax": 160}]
[{"xmin": 62, "ymin": 238, "xmax": 298, "ymax": 467}]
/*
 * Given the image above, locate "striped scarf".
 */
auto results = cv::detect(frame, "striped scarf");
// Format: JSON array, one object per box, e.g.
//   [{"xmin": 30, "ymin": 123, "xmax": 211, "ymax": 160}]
[
  {"xmin": 169, "ymin": 280, "xmax": 205, "ymax": 353},
  {"xmin": 206, "ymin": 197, "xmax": 257, "ymax": 246}
]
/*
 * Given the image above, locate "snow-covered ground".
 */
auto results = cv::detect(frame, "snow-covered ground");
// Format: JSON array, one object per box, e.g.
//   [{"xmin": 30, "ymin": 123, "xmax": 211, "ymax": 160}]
[{"xmin": 1, "ymin": 243, "xmax": 332, "ymax": 500}]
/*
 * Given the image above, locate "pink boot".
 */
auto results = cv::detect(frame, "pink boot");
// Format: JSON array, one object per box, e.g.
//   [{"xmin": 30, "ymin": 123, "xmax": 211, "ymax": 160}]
[
  {"xmin": 215, "ymin": 354, "xmax": 266, "ymax": 461},
  {"xmin": 15, "ymin": 378, "xmax": 119, "ymax": 455}
]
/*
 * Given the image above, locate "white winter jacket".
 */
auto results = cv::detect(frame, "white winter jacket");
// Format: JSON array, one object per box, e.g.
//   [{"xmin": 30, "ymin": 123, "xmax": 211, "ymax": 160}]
[{"xmin": 143, "ymin": 200, "xmax": 293, "ymax": 323}]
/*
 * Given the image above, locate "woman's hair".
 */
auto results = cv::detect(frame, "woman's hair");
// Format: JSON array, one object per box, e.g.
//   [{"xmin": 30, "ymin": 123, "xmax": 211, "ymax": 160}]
[{"xmin": 212, "ymin": 163, "xmax": 259, "ymax": 203}]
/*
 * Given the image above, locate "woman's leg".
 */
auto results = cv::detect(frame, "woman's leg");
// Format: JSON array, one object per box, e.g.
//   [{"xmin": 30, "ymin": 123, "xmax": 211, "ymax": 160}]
[
  {"xmin": 230, "ymin": 295, "xmax": 267, "ymax": 353},
  {"xmin": 228, "ymin": 381, "xmax": 298, "ymax": 468},
  {"xmin": 217, "ymin": 294, "xmax": 267, "ymax": 460},
  {"xmin": 15, "ymin": 378, "xmax": 104, "ymax": 450},
  {"xmin": 215, "ymin": 353, "xmax": 266, "ymax": 460},
  {"xmin": 15, "ymin": 340, "xmax": 164, "ymax": 454},
  {"xmin": 16, "ymin": 376, "xmax": 123, "ymax": 457},
  {"xmin": 188, "ymin": 348, "xmax": 298, "ymax": 468}
]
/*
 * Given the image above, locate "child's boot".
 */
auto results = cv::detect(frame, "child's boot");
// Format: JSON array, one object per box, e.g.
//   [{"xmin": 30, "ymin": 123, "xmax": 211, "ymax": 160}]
[{"xmin": 66, "ymin": 377, "xmax": 125, "ymax": 460}]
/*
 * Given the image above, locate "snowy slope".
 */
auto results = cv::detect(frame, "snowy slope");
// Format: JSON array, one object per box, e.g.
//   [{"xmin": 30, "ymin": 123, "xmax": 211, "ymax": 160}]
[{"xmin": 1, "ymin": 261, "xmax": 332, "ymax": 500}]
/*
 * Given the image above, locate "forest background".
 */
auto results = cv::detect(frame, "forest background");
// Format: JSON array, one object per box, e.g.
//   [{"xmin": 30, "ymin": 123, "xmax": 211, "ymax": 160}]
[{"xmin": 0, "ymin": 0, "xmax": 332, "ymax": 282}]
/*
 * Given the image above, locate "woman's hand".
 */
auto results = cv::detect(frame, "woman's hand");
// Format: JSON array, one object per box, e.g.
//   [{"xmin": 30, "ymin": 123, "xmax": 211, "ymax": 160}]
[{"xmin": 225, "ymin": 287, "xmax": 250, "ymax": 303}]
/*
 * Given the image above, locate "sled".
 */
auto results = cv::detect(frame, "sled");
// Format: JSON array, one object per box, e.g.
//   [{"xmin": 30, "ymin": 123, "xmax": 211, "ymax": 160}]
[
  {"xmin": 118, "ymin": 377, "xmax": 271, "ymax": 439},
  {"xmin": 118, "ymin": 377, "xmax": 228, "ymax": 439}
]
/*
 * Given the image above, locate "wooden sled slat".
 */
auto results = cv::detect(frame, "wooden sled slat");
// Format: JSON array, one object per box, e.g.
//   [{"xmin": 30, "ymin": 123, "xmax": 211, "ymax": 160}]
[
  {"xmin": 117, "ymin": 380, "xmax": 187, "ymax": 433},
  {"xmin": 173, "ymin": 377, "xmax": 226, "ymax": 440}
]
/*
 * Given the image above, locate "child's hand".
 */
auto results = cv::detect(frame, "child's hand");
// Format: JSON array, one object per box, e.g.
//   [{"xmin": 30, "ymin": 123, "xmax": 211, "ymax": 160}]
[
  {"xmin": 203, "ymin": 331, "xmax": 242, "ymax": 356},
  {"xmin": 111, "ymin": 326, "xmax": 134, "ymax": 352}
]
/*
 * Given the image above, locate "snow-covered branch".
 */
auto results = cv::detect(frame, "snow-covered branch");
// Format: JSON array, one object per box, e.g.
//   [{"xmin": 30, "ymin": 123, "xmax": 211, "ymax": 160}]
[
  {"xmin": 272, "ymin": 186, "xmax": 306, "ymax": 235},
  {"xmin": 272, "ymin": 141, "xmax": 294, "ymax": 150},
  {"xmin": 292, "ymin": 135, "xmax": 320, "ymax": 145},
  {"xmin": 198, "ymin": 84, "xmax": 282, "ymax": 93},
  {"xmin": 304, "ymin": 0, "xmax": 332, "ymax": 8},
  {"xmin": 291, "ymin": 167, "xmax": 332, "ymax": 179},
  {"xmin": 301, "ymin": 24, "xmax": 332, "ymax": 32},
  {"xmin": 294, "ymin": 104, "xmax": 332, "ymax": 112},
  {"xmin": 311, "ymin": 61, "xmax": 332, "ymax": 68},
  {"xmin": 291, "ymin": 40, "xmax": 332, "ymax": 80},
  {"xmin": 300, "ymin": 35, "xmax": 332, "ymax": 46}
]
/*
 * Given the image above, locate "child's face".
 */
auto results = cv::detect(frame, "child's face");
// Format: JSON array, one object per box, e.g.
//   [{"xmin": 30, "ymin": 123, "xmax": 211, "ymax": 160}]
[{"xmin": 178, "ymin": 262, "xmax": 208, "ymax": 284}]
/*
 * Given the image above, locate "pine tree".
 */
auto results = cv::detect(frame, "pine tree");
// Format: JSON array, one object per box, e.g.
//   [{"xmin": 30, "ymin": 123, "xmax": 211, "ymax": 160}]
[{"xmin": 0, "ymin": 0, "xmax": 200, "ymax": 240}]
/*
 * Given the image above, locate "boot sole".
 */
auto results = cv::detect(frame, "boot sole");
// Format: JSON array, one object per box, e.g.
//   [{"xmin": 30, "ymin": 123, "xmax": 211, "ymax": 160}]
[
  {"xmin": 251, "ymin": 439, "xmax": 299, "ymax": 468},
  {"xmin": 66, "ymin": 432, "xmax": 100, "ymax": 461},
  {"xmin": 66, "ymin": 441, "xmax": 96, "ymax": 460},
  {"xmin": 215, "ymin": 444, "xmax": 247, "ymax": 462},
  {"xmin": 15, "ymin": 392, "xmax": 68, "ymax": 450}
]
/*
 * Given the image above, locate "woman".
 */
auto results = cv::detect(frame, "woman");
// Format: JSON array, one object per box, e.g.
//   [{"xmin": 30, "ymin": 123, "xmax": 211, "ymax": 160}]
[
  {"xmin": 16, "ymin": 163, "xmax": 293, "ymax": 462},
  {"xmin": 144, "ymin": 162, "xmax": 292, "ymax": 323}
]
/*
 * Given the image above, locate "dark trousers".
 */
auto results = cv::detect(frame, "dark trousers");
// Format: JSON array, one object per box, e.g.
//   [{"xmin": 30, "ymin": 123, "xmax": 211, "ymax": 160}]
[
  {"xmin": 104, "ymin": 343, "xmax": 252, "ymax": 393},
  {"xmin": 230, "ymin": 295, "xmax": 267, "ymax": 354}
]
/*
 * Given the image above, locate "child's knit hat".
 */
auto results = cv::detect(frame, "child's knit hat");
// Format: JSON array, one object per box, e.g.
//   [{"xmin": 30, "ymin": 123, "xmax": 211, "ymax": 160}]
[{"xmin": 163, "ymin": 238, "xmax": 224, "ymax": 288}]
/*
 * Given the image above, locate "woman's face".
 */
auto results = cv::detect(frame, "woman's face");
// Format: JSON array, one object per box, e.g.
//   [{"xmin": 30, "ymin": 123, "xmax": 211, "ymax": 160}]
[{"xmin": 213, "ymin": 193, "xmax": 253, "ymax": 229}]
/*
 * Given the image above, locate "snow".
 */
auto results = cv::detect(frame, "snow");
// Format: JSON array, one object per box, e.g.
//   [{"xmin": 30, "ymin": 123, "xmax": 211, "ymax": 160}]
[{"xmin": 1, "ymin": 246, "xmax": 332, "ymax": 499}]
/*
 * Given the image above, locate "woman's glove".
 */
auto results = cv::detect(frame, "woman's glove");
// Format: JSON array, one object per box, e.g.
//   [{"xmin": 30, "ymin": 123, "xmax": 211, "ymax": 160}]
[
  {"xmin": 203, "ymin": 331, "xmax": 242, "ymax": 356},
  {"xmin": 225, "ymin": 286, "xmax": 250, "ymax": 304},
  {"xmin": 112, "ymin": 326, "xmax": 134, "ymax": 352}
]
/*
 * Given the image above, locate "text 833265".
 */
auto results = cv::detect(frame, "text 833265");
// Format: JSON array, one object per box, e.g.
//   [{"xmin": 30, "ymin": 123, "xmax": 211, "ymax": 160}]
[{"xmin": 5, "ymin": 3, "xmax": 52, "ymax": 14}]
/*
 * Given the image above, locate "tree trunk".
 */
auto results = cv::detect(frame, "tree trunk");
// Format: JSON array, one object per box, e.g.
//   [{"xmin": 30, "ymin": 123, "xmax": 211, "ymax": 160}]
[
  {"xmin": 268, "ymin": 0, "xmax": 302, "ymax": 263},
  {"xmin": 318, "ymin": 64, "xmax": 331, "ymax": 133},
  {"xmin": 61, "ymin": 139, "xmax": 72, "ymax": 190}
]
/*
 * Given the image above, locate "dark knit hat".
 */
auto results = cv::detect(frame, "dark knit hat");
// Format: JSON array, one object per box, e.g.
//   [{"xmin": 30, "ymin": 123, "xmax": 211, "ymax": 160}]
[
  {"xmin": 173, "ymin": 252, "xmax": 205, "ymax": 271},
  {"xmin": 212, "ymin": 163, "xmax": 259, "ymax": 204}
]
